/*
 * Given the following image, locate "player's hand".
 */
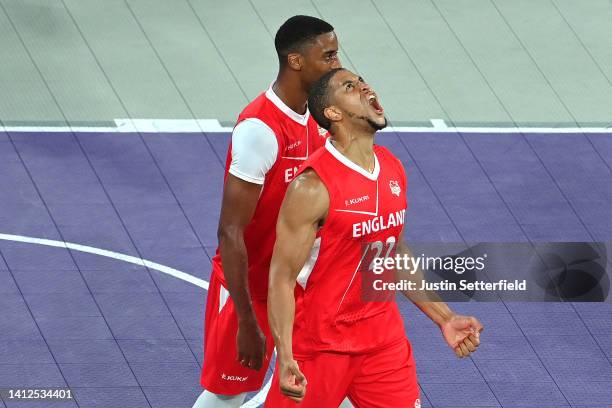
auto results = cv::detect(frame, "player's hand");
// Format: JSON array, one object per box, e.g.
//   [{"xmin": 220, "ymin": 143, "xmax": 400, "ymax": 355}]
[
  {"xmin": 236, "ymin": 317, "xmax": 266, "ymax": 371},
  {"xmin": 278, "ymin": 358, "xmax": 307, "ymax": 403},
  {"xmin": 440, "ymin": 314, "xmax": 484, "ymax": 358}
]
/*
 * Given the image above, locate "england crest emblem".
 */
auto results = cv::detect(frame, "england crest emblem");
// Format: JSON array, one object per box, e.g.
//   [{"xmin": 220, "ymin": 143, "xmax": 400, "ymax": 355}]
[{"xmin": 389, "ymin": 180, "xmax": 401, "ymax": 196}]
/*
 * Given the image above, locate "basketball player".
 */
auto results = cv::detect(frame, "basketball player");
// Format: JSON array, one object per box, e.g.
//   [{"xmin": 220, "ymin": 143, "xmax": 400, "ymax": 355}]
[
  {"xmin": 192, "ymin": 16, "xmax": 342, "ymax": 408},
  {"xmin": 266, "ymin": 68, "xmax": 484, "ymax": 407}
]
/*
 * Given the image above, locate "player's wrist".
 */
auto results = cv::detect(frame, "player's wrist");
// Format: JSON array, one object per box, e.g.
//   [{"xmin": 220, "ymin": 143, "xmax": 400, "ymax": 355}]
[
  {"xmin": 435, "ymin": 307, "xmax": 456, "ymax": 328},
  {"xmin": 276, "ymin": 348, "xmax": 294, "ymax": 363},
  {"xmin": 237, "ymin": 311, "xmax": 259, "ymax": 327}
]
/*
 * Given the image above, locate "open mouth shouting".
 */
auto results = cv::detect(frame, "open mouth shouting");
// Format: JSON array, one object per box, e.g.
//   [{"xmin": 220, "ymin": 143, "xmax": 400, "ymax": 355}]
[{"xmin": 367, "ymin": 93, "xmax": 384, "ymax": 115}]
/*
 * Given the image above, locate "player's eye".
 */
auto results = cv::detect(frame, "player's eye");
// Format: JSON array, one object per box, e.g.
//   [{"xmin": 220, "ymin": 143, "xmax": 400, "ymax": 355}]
[{"xmin": 346, "ymin": 83, "xmax": 353, "ymax": 90}]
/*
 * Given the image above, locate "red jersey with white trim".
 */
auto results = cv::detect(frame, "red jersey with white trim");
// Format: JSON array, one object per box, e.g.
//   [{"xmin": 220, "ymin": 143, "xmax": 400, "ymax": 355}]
[
  {"xmin": 212, "ymin": 90, "xmax": 328, "ymax": 300},
  {"xmin": 292, "ymin": 139, "xmax": 408, "ymax": 358}
]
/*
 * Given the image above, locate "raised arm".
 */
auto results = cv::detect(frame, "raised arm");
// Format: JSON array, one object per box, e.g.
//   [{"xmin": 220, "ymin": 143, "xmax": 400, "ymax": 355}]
[{"xmin": 268, "ymin": 169, "xmax": 329, "ymax": 402}]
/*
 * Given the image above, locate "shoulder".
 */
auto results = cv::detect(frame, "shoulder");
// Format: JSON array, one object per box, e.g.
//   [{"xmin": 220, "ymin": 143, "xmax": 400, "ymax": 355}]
[
  {"xmin": 375, "ymin": 144, "xmax": 404, "ymax": 171},
  {"xmin": 287, "ymin": 169, "xmax": 329, "ymax": 205},
  {"xmin": 233, "ymin": 117, "xmax": 275, "ymax": 138},
  {"xmin": 237, "ymin": 92, "xmax": 268, "ymax": 118},
  {"xmin": 237, "ymin": 92, "xmax": 286, "ymax": 131},
  {"xmin": 374, "ymin": 144, "xmax": 396, "ymax": 160},
  {"xmin": 280, "ymin": 168, "xmax": 330, "ymax": 222},
  {"xmin": 231, "ymin": 119, "xmax": 278, "ymax": 153},
  {"xmin": 236, "ymin": 93, "xmax": 281, "ymax": 133},
  {"xmin": 229, "ymin": 118, "xmax": 279, "ymax": 184}
]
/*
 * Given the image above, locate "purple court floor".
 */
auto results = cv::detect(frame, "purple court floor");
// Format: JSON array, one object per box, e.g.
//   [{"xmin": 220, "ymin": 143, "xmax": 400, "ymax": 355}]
[{"xmin": 1, "ymin": 130, "xmax": 611, "ymax": 407}]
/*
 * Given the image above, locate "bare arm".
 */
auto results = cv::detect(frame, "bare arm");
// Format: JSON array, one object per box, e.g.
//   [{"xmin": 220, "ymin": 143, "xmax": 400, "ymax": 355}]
[
  {"xmin": 217, "ymin": 174, "xmax": 265, "ymax": 369},
  {"xmin": 395, "ymin": 240, "xmax": 453, "ymax": 324},
  {"xmin": 268, "ymin": 169, "xmax": 329, "ymax": 401},
  {"xmin": 395, "ymin": 239, "xmax": 484, "ymax": 358}
]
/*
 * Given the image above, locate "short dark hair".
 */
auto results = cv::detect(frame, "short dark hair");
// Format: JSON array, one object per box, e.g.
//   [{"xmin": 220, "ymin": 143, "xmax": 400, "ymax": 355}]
[
  {"xmin": 275, "ymin": 15, "xmax": 334, "ymax": 64},
  {"xmin": 308, "ymin": 68, "xmax": 345, "ymax": 130}
]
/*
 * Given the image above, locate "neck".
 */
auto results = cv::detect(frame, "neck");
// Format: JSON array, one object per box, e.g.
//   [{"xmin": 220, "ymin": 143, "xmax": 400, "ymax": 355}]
[
  {"xmin": 273, "ymin": 71, "xmax": 308, "ymax": 115},
  {"xmin": 331, "ymin": 126, "xmax": 376, "ymax": 172}
]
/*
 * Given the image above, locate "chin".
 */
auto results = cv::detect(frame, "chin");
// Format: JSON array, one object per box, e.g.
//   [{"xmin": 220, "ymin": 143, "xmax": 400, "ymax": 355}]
[{"xmin": 368, "ymin": 116, "xmax": 387, "ymax": 131}]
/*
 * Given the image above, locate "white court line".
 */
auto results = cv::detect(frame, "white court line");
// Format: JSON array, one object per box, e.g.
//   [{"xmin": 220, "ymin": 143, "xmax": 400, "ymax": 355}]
[
  {"xmin": 0, "ymin": 232, "xmax": 273, "ymax": 407},
  {"xmin": 0, "ymin": 118, "xmax": 611, "ymax": 134},
  {"xmin": 242, "ymin": 374, "xmax": 273, "ymax": 408},
  {"xmin": 0, "ymin": 233, "xmax": 209, "ymax": 290},
  {"xmin": 430, "ymin": 118, "xmax": 448, "ymax": 129}
]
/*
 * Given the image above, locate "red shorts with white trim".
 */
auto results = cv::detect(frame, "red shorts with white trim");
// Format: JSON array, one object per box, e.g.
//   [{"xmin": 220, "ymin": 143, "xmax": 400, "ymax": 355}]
[
  {"xmin": 200, "ymin": 273, "xmax": 275, "ymax": 395},
  {"xmin": 265, "ymin": 339, "xmax": 420, "ymax": 408}
]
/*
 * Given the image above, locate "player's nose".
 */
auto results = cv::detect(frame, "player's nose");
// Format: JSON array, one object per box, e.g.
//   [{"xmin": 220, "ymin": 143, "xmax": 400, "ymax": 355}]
[
  {"xmin": 331, "ymin": 56, "xmax": 341, "ymax": 69},
  {"xmin": 359, "ymin": 81, "xmax": 372, "ymax": 94}
]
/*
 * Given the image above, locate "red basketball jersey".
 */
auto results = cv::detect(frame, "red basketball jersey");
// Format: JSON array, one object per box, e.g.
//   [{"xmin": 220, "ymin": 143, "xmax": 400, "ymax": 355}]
[
  {"xmin": 292, "ymin": 139, "xmax": 408, "ymax": 358},
  {"xmin": 212, "ymin": 89, "xmax": 327, "ymax": 300}
]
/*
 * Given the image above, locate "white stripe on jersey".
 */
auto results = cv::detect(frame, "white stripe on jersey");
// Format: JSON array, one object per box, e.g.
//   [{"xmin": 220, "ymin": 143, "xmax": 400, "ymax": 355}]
[{"xmin": 296, "ymin": 237, "xmax": 322, "ymax": 289}]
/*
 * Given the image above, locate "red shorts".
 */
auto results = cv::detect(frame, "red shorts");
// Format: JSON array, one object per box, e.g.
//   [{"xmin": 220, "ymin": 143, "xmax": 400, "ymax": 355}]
[
  {"xmin": 200, "ymin": 273, "xmax": 275, "ymax": 395},
  {"xmin": 265, "ymin": 339, "xmax": 420, "ymax": 408}
]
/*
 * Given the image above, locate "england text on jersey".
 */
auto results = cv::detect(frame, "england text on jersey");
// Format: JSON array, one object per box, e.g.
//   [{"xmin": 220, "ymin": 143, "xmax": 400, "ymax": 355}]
[{"xmin": 352, "ymin": 209, "xmax": 406, "ymax": 238}]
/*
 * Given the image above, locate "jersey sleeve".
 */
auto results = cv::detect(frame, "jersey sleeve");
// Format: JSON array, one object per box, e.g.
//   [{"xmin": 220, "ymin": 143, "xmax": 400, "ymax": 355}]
[{"xmin": 228, "ymin": 118, "xmax": 279, "ymax": 185}]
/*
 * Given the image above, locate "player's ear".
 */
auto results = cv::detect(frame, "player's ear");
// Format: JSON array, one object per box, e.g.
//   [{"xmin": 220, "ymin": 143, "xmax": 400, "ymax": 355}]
[
  {"xmin": 324, "ymin": 106, "xmax": 342, "ymax": 124},
  {"xmin": 287, "ymin": 53, "xmax": 302, "ymax": 71}
]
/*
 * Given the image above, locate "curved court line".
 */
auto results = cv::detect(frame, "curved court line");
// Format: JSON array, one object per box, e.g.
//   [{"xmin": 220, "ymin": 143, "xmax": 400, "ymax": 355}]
[
  {"xmin": 0, "ymin": 233, "xmax": 209, "ymax": 290},
  {"xmin": 0, "ymin": 232, "xmax": 273, "ymax": 406}
]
